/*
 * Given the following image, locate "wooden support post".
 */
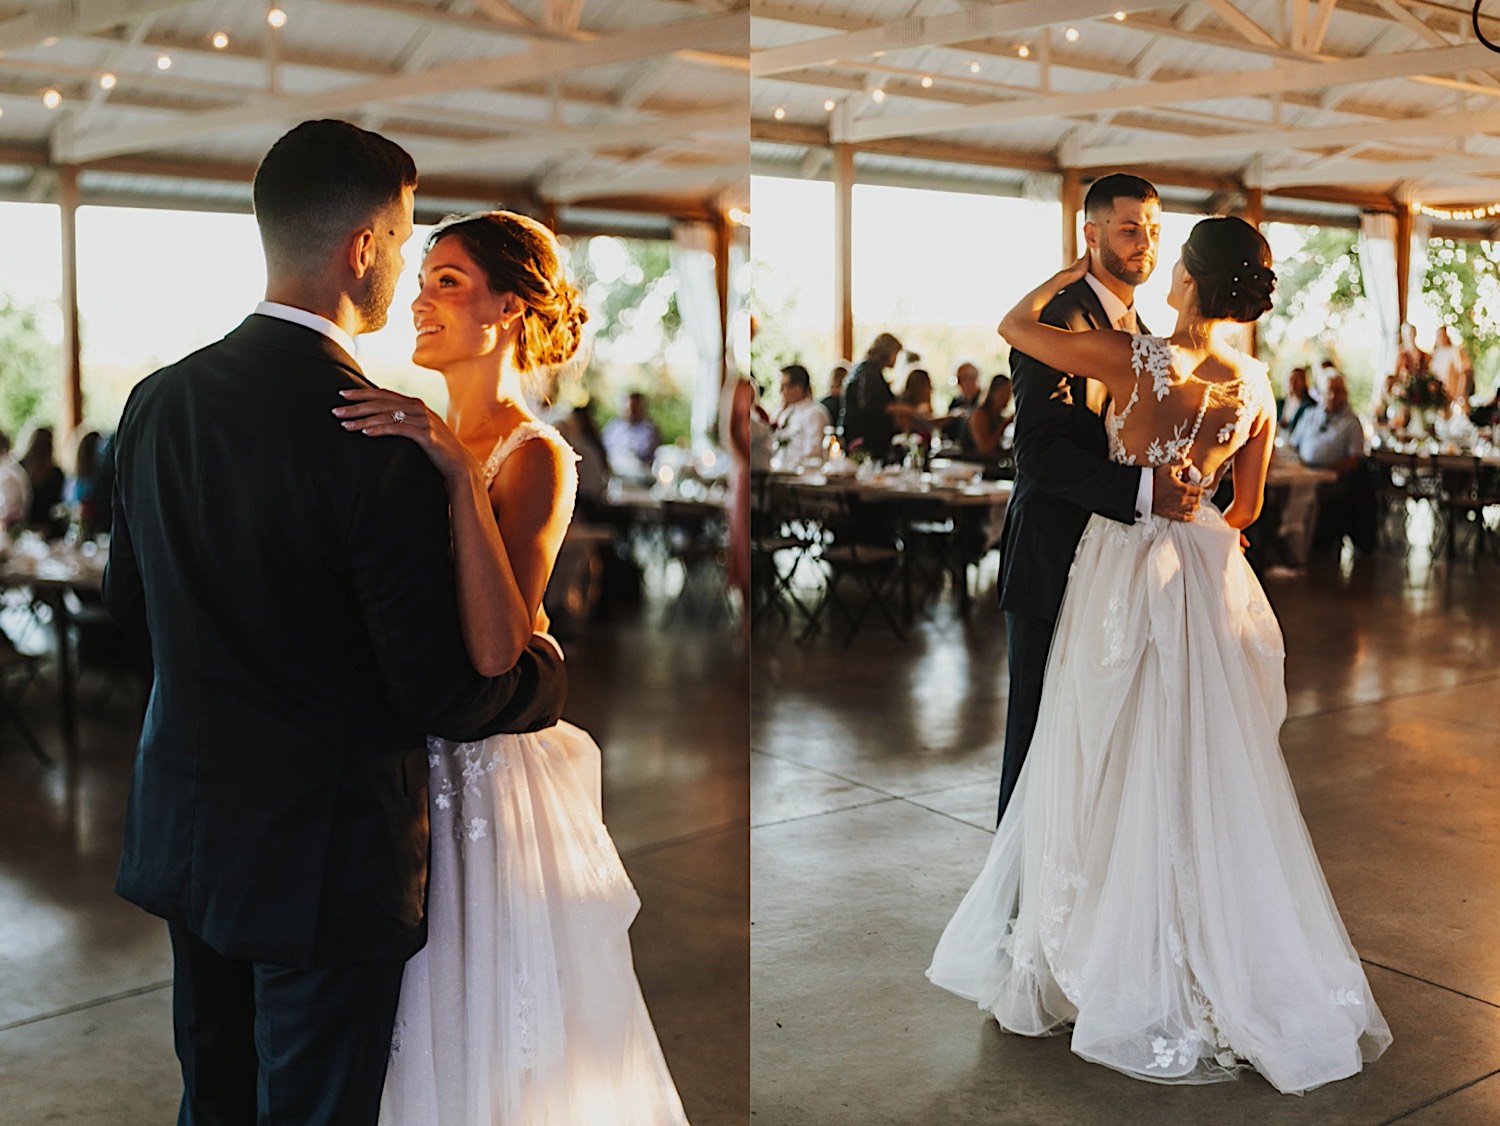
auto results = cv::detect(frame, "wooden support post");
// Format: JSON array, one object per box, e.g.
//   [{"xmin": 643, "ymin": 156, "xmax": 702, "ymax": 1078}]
[
  {"xmin": 832, "ymin": 142, "xmax": 855, "ymax": 361},
  {"xmin": 1395, "ymin": 202, "xmax": 1414, "ymax": 326},
  {"xmin": 58, "ymin": 166, "xmax": 83, "ymax": 440},
  {"xmin": 1243, "ymin": 187, "xmax": 1264, "ymax": 228},
  {"xmin": 1061, "ymin": 169, "xmax": 1083, "ymax": 265},
  {"xmin": 714, "ymin": 205, "xmax": 732, "ymax": 380}
]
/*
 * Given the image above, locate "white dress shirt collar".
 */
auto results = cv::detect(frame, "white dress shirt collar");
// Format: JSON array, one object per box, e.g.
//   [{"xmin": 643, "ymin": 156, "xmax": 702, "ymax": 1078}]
[
  {"xmin": 254, "ymin": 301, "xmax": 359, "ymax": 362},
  {"xmin": 1083, "ymin": 272, "xmax": 1134, "ymax": 332}
]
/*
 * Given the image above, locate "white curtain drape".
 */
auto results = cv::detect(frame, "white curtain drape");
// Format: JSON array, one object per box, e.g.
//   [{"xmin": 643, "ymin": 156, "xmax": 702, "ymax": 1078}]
[
  {"xmin": 1357, "ymin": 211, "xmax": 1399, "ymax": 378},
  {"xmin": 1407, "ymin": 213, "xmax": 1431, "ymax": 326},
  {"xmin": 670, "ymin": 221, "xmax": 723, "ymax": 445}
]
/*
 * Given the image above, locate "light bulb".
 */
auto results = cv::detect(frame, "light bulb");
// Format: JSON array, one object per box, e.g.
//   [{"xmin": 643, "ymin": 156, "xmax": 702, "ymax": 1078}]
[
  {"xmin": 1065, "ymin": 27, "xmax": 1080, "ymax": 42},
  {"xmin": 920, "ymin": 75, "xmax": 933, "ymax": 88},
  {"xmin": 969, "ymin": 60, "xmax": 981, "ymax": 73},
  {"xmin": 1017, "ymin": 44, "xmax": 1031, "ymax": 58},
  {"xmin": 773, "ymin": 105, "xmax": 786, "ymax": 120},
  {"xmin": 43, "ymin": 89, "xmax": 61, "ymax": 108},
  {"xmin": 157, "ymin": 53, "xmax": 172, "ymax": 70},
  {"xmin": 99, "ymin": 72, "xmax": 116, "ymax": 89},
  {"xmin": 212, "ymin": 31, "xmax": 230, "ymax": 49},
  {"xmin": 823, "ymin": 99, "xmax": 836, "ymax": 112},
  {"xmin": 871, "ymin": 87, "xmax": 886, "ymax": 102},
  {"xmin": 267, "ymin": 8, "xmax": 288, "ymax": 29}
]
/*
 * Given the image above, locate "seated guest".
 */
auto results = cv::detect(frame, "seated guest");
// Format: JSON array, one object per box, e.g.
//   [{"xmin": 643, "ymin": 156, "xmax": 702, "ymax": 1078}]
[
  {"xmin": 1278, "ymin": 365, "xmax": 1316, "ymax": 431},
  {"xmin": 0, "ymin": 430, "xmax": 30, "ymax": 530},
  {"xmin": 553, "ymin": 402, "xmax": 613, "ymax": 522},
  {"xmin": 19, "ymin": 425, "xmax": 65, "ymax": 537},
  {"xmin": 820, "ymin": 361, "xmax": 849, "ymax": 436},
  {"xmin": 775, "ymin": 364, "xmax": 832, "ymax": 464},
  {"xmin": 1291, "ymin": 372, "xmax": 1376, "ymax": 553},
  {"xmin": 962, "ymin": 375, "xmax": 1014, "ymax": 457},
  {"xmin": 843, "ymin": 332, "xmax": 902, "ymax": 461},
  {"xmin": 601, "ymin": 391, "xmax": 662, "ymax": 474},
  {"xmin": 940, "ymin": 360, "xmax": 982, "ymax": 442},
  {"xmin": 893, "ymin": 368, "xmax": 936, "ymax": 436}
]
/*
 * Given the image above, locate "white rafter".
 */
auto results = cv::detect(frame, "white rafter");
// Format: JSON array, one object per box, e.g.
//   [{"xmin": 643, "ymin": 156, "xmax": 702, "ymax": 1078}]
[
  {"xmin": 837, "ymin": 40, "xmax": 1500, "ymax": 144},
  {"xmin": 1065, "ymin": 106, "xmax": 1500, "ymax": 168},
  {"xmin": 0, "ymin": 0, "xmax": 193, "ymax": 50},
  {"xmin": 414, "ymin": 104, "xmax": 745, "ymax": 173},
  {"xmin": 52, "ymin": 12, "xmax": 748, "ymax": 163},
  {"xmin": 539, "ymin": 159, "xmax": 744, "ymax": 201},
  {"xmin": 750, "ymin": 0, "xmax": 1170, "ymax": 79},
  {"xmin": 1253, "ymin": 152, "xmax": 1500, "ymax": 188},
  {"xmin": 1202, "ymin": 0, "xmax": 1280, "ymax": 48}
]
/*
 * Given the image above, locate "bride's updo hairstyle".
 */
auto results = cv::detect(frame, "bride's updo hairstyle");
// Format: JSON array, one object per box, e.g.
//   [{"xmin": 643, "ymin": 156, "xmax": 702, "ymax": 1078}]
[
  {"xmin": 1181, "ymin": 216, "xmax": 1277, "ymax": 324},
  {"xmin": 424, "ymin": 210, "xmax": 588, "ymax": 372}
]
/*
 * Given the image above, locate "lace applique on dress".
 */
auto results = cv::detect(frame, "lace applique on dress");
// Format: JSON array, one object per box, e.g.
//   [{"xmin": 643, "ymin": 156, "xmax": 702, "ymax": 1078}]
[
  {"xmin": 1132, "ymin": 333, "xmax": 1175, "ymax": 401},
  {"xmin": 479, "ymin": 418, "xmax": 581, "ymax": 489}
]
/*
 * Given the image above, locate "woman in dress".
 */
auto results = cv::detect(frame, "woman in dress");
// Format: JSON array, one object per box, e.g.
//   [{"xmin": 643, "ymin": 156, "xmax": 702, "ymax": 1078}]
[
  {"xmin": 1430, "ymin": 325, "xmax": 1473, "ymax": 414},
  {"xmin": 928, "ymin": 217, "xmax": 1390, "ymax": 1095},
  {"xmin": 333, "ymin": 210, "xmax": 688, "ymax": 1125}
]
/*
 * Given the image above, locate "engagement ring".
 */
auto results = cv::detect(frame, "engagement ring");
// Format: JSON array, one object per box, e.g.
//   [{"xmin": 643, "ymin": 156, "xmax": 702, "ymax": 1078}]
[{"xmin": 392, "ymin": 410, "xmax": 407, "ymax": 424}]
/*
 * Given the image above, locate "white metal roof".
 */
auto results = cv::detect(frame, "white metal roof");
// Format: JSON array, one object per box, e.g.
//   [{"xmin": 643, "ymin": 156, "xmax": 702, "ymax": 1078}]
[
  {"xmin": 751, "ymin": 0, "xmax": 1500, "ymax": 229},
  {"xmin": 0, "ymin": 0, "xmax": 750, "ymax": 232}
]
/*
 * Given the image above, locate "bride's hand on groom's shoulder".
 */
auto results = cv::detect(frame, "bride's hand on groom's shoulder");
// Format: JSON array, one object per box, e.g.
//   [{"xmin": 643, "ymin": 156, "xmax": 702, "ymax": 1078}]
[{"xmin": 333, "ymin": 388, "xmax": 474, "ymax": 482}]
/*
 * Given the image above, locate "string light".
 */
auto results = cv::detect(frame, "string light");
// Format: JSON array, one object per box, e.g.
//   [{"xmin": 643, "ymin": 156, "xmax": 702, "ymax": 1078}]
[
  {"xmin": 1415, "ymin": 200, "xmax": 1500, "ymax": 221},
  {"xmin": 871, "ymin": 87, "xmax": 886, "ymax": 102},
  {"xmin": 99, "ymin": 72, "xmax": 116, "ymax": 89},
  {"xmin": 1065, "ymin": 27, "xmax": 1081, "ymax": 42},
  {"xmin": 920, "ymin": 75, "xmax": 933, "ymax": 88},
  {"xmin": 157, "ymin": 53, "xmax": 172, "ymax": 70},
  {"xmin": 969, "ymin": 60, "xmax": 982, "ymax": 73},
  {"xmin": 1114, "ymin": 10, "xmax": 1127, "ymax": 19},
  {"xmin": 773, "ymin": 105, "xmax": 786, "ymax": 120},
  {"xmin": 267, "ymin": 7, "xmax": 288, "ymax": 28},
  {"xmin": 212, "ymin": 32, "xmax": 230, "ymax": 49},
  {"xmin": 726, "ymin": 207, "xmax": 750, "ymax": 227},
  {"xmin": 1017, "ymin": 44, "xmax": 1032, "ymax": 58},
  {"xmin": 43, "ymin": 89, "xmax": 61, "ymax": 108},
  {"xmin": 823, "ymin": 98, "xmax": 836, "ymax": 112}
]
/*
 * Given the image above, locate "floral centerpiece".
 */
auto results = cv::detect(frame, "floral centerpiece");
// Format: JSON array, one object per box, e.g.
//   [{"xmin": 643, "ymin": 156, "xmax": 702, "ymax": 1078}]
[{"xmin": 1390, "ymin": 364, "xmax": 1450, "ymax": 435}]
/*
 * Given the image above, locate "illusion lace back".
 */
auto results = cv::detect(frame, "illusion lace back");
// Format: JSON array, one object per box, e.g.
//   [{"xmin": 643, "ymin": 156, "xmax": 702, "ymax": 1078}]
[
  {"xmin": 380, "ymin": 422, "xmax": 688, "ymax": 1126},
  {"xmin": 928, "ymin": 335, "xmax": 1391, "ymax": 1094}
]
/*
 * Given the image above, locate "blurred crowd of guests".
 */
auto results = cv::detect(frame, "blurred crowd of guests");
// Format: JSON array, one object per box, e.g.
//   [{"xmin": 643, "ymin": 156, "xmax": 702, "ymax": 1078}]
[
  {"xmin": 0, "ymin": 424, "xmax": 115, "ymax": 541},
  {"xmin": 770, "ymin": 331, "xmax": 1016, "ymax": 472}
]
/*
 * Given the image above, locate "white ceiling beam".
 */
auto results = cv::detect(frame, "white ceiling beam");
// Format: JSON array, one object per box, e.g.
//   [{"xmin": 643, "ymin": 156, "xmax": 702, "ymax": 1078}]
[
  {"xmin": 614, "ymin": 58, "xmax": 676, "ymax": 110},
  {"xmin": 1307, "ymin": 0, "xmax": 1339, "ymax": 54},
  {"xmin": 1067, "ymin": 106, "xmax": 1500, "ymax": 166},
  {"xmin": 540, "ymin": 159, "xmax": 744, "ymax": 202},
  {"xmin": 1370, "ymin": 0, "xmax": 1500, "ymax": 89},
  {"xmin": 1253, "ymin": 152, "xmax": 1500, "ymax": 188},
  {"xmin": 750, "ymin": 0, "xmax": 1170, "ymax": 79},
  {"xmin": 414, "ymin": 104, "xmax": 746, "ymax": 172},
  {"xmin": 1292, "ymin": 0, "xmax": 1311, "ymax": 50},
  {"xmin": 0, "ymin": 0, "xmax": 191, "ymax": 50},
  {"xmin": 1202, "ymin": 0, "xmax": 1281, "ymax": 48},
  {"xmin": 53, "ymin": 12, "xmax": 748, "ymax": 163},
  {"xmin": 467, "ymin": 0, "xmax": 533, "ymax": 26},
  {"xmin": 839, "ymin": 39, "xmax": 1500, "ymax": 143}
]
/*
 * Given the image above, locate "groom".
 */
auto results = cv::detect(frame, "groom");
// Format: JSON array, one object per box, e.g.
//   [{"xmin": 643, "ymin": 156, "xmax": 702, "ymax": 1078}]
[
  {"xmin": 996, "ymin": 172, "xmax": 1202, "ymax": 821},
  {"xmin": 104, "ymin": 120, "xmax": 568, "ymax": 1125}
]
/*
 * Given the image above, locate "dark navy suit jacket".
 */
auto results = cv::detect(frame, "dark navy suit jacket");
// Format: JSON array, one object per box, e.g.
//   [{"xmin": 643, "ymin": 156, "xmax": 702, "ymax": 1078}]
[
  {"xmin": 998, "ymin": 279, "xmax": 1144, "ymax": 622},
  {"xmin": 105, "ymin": 314, "xmax": 567, "ymax": 968}
]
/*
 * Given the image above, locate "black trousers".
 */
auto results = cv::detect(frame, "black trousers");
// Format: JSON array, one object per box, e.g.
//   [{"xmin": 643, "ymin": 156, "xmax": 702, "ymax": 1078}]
[
  {"xmin": 168, "ymin": 921, "xmax": 406, "ymax": 1126},
  {"xmin": 998, "ymin": 610, "xmax": 1055, "ymax": 824}
]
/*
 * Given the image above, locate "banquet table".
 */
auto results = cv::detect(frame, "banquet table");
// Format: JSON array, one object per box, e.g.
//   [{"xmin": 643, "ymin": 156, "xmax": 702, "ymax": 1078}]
[
  {"xmin": 762, "ymin": 468, "xmax": 1012, "ymax": 618},
  {"xmin": 0, "ymin": 539, "xmax": 109, "ymax": 750}
]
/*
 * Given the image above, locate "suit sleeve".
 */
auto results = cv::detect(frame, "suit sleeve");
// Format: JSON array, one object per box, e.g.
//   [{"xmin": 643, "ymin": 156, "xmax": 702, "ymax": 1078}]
[
  {"xmin": 347, "ymin": 442, "xmax": 567, "ymax": 741},
  {"xmin": 1010, "ymin": 297, "xmax": 1140, "ymax": 525}
]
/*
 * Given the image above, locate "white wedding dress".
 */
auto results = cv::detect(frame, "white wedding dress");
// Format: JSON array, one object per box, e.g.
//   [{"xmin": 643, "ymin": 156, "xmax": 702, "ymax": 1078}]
[
  {"xmin": 928, "ymin": 336, "xmax": 1391, "ymax": 1095},
  {"xmin": 381, "ymin": 422, "xmax": 688, "ymax": 1126}
]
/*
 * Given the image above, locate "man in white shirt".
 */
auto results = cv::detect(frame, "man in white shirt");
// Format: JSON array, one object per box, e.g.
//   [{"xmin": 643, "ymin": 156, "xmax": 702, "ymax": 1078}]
[
  {"xmin": 775, "ymin": 364, "xmax": 831, "ymax": 464},
  {"xmin": 0, "ymin": 431, "xmax": 29, "ymax": 529},
  {"xmin": 1290, "ymin": 372, "xmax": 1376, "ymax": 553}
]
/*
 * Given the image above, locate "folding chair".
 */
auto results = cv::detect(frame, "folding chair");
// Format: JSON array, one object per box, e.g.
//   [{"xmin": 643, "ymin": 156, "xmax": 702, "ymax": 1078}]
[{"xmin": 796, "ymin": 490, "xmax": 906, "ymax": 647}]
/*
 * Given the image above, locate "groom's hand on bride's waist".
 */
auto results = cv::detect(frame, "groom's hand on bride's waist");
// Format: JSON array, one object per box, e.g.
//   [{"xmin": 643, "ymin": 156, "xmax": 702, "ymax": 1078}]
[{"xmin": 1151, "ymin": 463, "xmax": 1204, "ymax": 523}]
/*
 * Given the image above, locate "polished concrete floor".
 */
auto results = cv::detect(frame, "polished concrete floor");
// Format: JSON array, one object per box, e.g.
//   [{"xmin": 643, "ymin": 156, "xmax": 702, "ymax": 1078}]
[
  {"xmin": 752, "ymin": 549, "xmax": 1500, "ymax": 1125},
  {"xmin": 0, "ymin": 606, "xmax": 748, "ymax": 1124}
]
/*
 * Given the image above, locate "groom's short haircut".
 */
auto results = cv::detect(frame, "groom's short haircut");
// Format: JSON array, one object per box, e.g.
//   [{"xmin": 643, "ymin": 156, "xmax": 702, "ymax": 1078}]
[
  {"xmin": 253, "ymin": 119, "xmax": 417, "ymax": 270},
  {"xmin": 1083, "ymin": 173, "xmax": 1159, "ymax": 219}
]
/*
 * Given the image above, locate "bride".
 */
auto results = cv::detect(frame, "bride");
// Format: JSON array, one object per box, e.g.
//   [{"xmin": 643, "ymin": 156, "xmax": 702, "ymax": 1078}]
[
  {"xmin": 928, "ymin": 217, "xmax": 1391, "ymax": 1095},
  {"xmin": 334, "ymin": 210, "xmax": 688, "ymax": 1124}
]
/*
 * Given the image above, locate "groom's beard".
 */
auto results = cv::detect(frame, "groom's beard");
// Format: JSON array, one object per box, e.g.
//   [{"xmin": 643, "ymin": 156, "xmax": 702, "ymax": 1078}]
[
  {"xmin": 356, "ymin": 244, "xmax": 400, "ymax": 333},
  {"xmin": 1100, "ymin": 241, "xmax": 1153, "ymax": 287}
]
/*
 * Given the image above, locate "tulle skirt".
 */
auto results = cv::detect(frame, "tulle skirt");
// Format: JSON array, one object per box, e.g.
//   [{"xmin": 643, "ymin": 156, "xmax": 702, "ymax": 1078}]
[
  {"xmin": 928, "ymin": 508, "xmax": 1391, "ymax": 1094},
  {"xmin": 380, "ymin": 722, "xmax": 688, "ymax": 1125}
]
